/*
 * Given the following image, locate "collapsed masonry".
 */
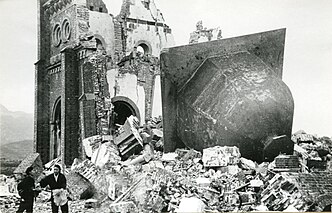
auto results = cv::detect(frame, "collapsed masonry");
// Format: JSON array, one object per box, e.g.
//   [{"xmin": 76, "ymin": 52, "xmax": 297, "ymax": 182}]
[
  {"xmin": 189, "ymin": 20, "xmax": 222, "ymax": 44},
  {"xmin": 35, "ymin": 0, "xmax": 175, "ymax": 165},
  {"xmin": 4, "ymin": 129, "xmax": 331, "ymax": 213}
]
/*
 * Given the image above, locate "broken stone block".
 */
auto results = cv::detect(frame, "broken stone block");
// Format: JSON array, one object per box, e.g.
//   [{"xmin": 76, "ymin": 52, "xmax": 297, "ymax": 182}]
[
  {"xmin": 273, "ymin": 154, "xmax": 300, "ymax": 172},
  {"xmin": 240, "ymin": 157, "xmax": 257, "ymax": 170},
  {"xmin": 91, "ymin": 142, "xmax": 121, "ymax": 168},
  {"xmin": 13, "ymin": 153, "xmax": 43, "ymax": 179},
  {"xmin": 176, "ymin": 197, "xmax": 205, "ymax": 212},
  {"xmin": 202, "ymin": 146, "xmax": 240, "ymax": 167},
  {"xmin": 82, "ymin": 135, "xmax": 102, "ymax": 158},
  {"xmin": 161, "ymin": 152, "xmax": 178, "ymax": 162},
  {"xmin": 66, "ymin": 171, "xmax": 94, "ymax": 200},
  {"xmin": 71, "ymin": 159, "xmax": 108, "ymax": 196},
  {"xmin": 109, "ymin": 201, "xmax": 138, "ymax": 213},
  {"xmin": 215, "ymin": 164, "xmax": 241, "ymax": 175},
  {"xmin": 249, "ymin": 179, "xmax": 264, "ymax": 188}
]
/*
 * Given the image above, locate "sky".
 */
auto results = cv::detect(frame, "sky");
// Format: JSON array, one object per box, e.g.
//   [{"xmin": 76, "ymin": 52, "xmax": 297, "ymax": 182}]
[{"xmin": 0, "ymin": 0, "xmax": 331, "ymax": 136}]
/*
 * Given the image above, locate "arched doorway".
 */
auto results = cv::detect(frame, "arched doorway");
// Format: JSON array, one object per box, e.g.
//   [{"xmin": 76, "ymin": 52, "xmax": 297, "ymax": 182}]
[
  {"xmin": 50, "ymin": 98, "xmax": 61, "ymax": 160},
  {"xmin": 135, "ymin": 40, "xmax": 152, "ymax": 56},
  {"xmin": 111, "ymin": 96, "xmax": 140, "ymax": 131}
]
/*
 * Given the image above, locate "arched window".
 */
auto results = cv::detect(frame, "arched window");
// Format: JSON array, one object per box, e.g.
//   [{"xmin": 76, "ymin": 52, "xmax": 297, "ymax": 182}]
[
  {"xmin": 53, "ymin": 24, "xmax": 61, "ymax": 47},
  {"xmin": 96, "ymin": 38, "xmax": 105, "ymax": 51},
  {"xmin": 62, "ymin": 19, "xmax": 71, "ymax": 41}
]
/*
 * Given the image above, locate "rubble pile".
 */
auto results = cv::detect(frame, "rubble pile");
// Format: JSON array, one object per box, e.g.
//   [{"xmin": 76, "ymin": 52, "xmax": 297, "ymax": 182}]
[
  {"xmin": 1, "ymin": 128, "xmax": 331, "ymax": 212},
  {"xmin": 292, "ymin": 130, "xmax": 332, "ymax": 171}
]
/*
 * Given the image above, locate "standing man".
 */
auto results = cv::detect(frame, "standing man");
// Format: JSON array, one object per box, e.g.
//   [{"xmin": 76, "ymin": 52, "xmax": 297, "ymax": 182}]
[
  {"xmin": 40, "ymin": 164, "xmax": 68, "ymax": 213},
  {"xmin": 17, "ymin": 166, "xmax": 35, "ymax": 213}
]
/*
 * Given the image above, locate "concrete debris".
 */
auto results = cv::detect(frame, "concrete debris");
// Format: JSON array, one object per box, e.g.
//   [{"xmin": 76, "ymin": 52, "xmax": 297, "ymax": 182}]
[
  {"xmin": 1, "ymin": 130, "xmax": 331, "ymax": 213},
  {"xmin": 202, "ymin": 146, "xmax": 240, "ymax": 167}
]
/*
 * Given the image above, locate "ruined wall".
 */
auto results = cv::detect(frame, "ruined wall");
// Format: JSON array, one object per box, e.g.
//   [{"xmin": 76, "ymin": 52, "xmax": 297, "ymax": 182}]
[
  {"xmin": 36, "ymin": 0, "xmax": 174, "ymax": 164},
  {"xmin": 89, "ymin": 11, "xmax": 115, "ymax": 56},
  {"xmin": 107, "ymin": 70, "xmax": 146, "ymax": 122},
  {"xmin": 111, "ymin": 0, "xmax": 175, "ymax": 121},
  {"xmin": 120, "ymin": 0, "xmax": 175, "ymax": 56}
]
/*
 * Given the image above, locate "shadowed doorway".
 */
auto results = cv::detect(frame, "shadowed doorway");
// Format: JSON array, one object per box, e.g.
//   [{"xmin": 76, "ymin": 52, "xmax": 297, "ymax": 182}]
[{"xmin": 111, "ymin": 96, "xmax": 140, "ymax": 131}]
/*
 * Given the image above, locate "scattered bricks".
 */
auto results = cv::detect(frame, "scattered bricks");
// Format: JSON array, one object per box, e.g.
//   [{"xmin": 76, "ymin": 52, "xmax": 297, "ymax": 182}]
[
  {"xmin": 13, "ymin": 153, "xmax": 43, "ymax": 179},
  {"xmin": 273, "ymin": 154, "xmax": 300, "ymax": 172},
  {"xmin": 202, "ymin": 146, "xmax": 240, "ymax": 167},
  {"xmin": 66, "ymin": 171, "xmax": 94, "ymax": 200},
  {"xmin": 260, "ymin": 172, "xmax": 332, "ymax": 211}
]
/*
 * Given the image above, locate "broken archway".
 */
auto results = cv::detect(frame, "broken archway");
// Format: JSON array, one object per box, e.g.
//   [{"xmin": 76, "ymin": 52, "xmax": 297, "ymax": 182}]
[{"xmin": 111, "ymin": 96, "xmax": 140, "ymax": 131}]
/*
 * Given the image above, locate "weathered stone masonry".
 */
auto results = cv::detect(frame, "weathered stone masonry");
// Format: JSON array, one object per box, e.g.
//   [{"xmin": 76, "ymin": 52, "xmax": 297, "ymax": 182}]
[{"xmin": 35, "ymin": 0, "xmax": 174, "ymax": 165}]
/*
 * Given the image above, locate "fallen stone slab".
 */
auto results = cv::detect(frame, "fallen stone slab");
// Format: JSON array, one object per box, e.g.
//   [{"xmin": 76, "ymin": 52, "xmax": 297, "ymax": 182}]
[
  {"xmin": 66, "ymin": 171, "xmax": 94, "ymax": 200},
  {"xmin": 13, "ymin": 153, "xmax": 43, "ymax": 179}
]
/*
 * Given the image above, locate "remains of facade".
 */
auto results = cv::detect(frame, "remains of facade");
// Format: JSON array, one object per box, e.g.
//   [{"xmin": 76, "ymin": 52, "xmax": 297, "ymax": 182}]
[{"xmin": 35, "ymin": 0, "xmax": 174, "ymax": 165}]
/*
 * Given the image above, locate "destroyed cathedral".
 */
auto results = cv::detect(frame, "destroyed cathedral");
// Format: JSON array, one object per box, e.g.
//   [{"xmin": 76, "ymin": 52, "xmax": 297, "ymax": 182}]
[{"xmin": 35, "ymin": 0, "xmax": 174, "ymax": 165}]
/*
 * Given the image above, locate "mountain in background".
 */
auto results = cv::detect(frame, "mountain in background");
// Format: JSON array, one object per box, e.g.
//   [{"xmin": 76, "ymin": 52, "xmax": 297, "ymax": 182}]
[
  {"xmin": 0, "ymin": 104, "xmax": 33, "ymax": 144},
  {"xmin": 0, "ymin": 139, "xmax": 34, "ymax": 160}
]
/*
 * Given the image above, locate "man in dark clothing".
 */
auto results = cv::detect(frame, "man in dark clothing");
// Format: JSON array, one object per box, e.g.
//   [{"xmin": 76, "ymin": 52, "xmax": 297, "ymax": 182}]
[
  {"xmin": 17, "ymin": 167, "xmax": 35, "ymax": 213},
  {"xmin": 40, "ymin": 164, "xmax": 68, "ymax": 213}
]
